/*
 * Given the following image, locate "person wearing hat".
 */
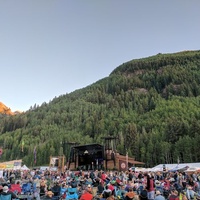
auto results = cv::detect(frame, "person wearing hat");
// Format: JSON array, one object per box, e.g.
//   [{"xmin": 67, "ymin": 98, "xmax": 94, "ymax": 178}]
[
  {"xmin": 0, "ymin": 185, "xmax": 17, "ymax": 200},
  {"xmin": 42, "ymin": 190, "xmax": 54, "ymax": 200},
  {"xmin": 154, "ymin": 190, "xmax": 165, "ymax": 200},
  {"xmin": 155, "ymin": 180, "xmax": 163, "ymax": 195},
  {"xmin": 79, "ymin": 184, "xmax": 93, "ymax": 200}
]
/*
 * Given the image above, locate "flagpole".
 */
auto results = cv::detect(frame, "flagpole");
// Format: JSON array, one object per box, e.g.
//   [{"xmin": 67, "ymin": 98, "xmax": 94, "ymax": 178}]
[
  {"xmin": 126, "ymin": 150, "xmax": 128, "ymax": 171},
  {"xmin": 177, "ymin": 156, "xmax": 180, "ymax": 165},
  {"xmin": 34, "ymin": 146, "xmax": 37, "ymax": 165},
  {"xmin": 21, "ymin": 140, "xmax": 24, "ymax": 152}
]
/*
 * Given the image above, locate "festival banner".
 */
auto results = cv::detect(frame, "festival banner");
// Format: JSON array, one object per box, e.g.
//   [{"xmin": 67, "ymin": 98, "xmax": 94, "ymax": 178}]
[{"xmin": 119, "ymin": 160, "xmax": 127, "ymax": 171}]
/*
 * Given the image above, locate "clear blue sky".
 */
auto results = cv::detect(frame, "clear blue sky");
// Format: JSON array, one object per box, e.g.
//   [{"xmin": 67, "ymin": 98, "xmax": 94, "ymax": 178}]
[{"xmin": 0, "ymin": 1, "xmax": 199, "ymax": 112}]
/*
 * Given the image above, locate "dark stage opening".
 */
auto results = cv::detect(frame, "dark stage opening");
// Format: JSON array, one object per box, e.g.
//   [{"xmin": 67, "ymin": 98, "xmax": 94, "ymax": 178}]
[{"xmin": 73, "ymin": 144, "xmax": 104, "ymax": 170}]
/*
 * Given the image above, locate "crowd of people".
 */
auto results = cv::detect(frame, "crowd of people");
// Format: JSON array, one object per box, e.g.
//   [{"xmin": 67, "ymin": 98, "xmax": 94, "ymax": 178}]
[{"xmin": 0, "ymin": 167, "xmax": 200, "ymax": 200}]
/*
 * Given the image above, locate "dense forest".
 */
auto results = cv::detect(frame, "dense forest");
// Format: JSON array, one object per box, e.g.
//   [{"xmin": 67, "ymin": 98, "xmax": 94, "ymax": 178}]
[{"xmin": 0, "ymin": 50, "xmax": 200, "ymax": 168}]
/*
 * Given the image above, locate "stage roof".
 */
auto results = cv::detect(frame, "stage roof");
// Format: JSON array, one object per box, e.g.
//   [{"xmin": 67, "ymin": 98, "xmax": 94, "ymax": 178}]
[{"xmin": 73, "ymin": 143, "xmax": 103, "ymax": 154}]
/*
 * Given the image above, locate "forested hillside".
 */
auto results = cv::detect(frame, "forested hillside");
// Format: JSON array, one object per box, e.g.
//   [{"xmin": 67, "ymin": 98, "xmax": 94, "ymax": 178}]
[{"xmin": 1, "ymin": 50, "xmax": 200, "ymax": 167}]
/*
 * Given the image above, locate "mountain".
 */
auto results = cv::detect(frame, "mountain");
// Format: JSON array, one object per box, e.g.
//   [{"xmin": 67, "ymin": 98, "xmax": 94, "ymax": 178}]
[
  {"xmin": 0, "ymin": 102, "xmax": 21, "ymax": 116},
  {"xmin": 0, "ymin": 50, "xmax": 200, "ymax": 167},
  {"xmin": 0, "ymin": 102, "xmax": 15, "ymax": 115}
]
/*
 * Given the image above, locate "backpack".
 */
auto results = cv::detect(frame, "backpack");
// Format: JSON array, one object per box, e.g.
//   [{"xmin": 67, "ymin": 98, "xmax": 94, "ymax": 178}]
[{"xmin": 140, "ymin": 189, "xmax": 148, "ymax": 198}]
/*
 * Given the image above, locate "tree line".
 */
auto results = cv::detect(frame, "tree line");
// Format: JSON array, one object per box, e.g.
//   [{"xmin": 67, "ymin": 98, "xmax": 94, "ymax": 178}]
[{"xmin": 0, "ymin": 50, "xmax": 200, "ymax": 168}]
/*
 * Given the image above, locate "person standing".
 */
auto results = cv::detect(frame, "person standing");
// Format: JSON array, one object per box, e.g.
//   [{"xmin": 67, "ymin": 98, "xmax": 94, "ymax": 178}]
[
  {"xmin": 146, "ymin": 174, "xmax": 155, "ymax": 200},
  {"xmin": 154, "ymin": 190, "xmax": 165, "ymax": 200},
  {"xmin": 0, "ymin": 186, "xmax": 17, "ymax": 200}
]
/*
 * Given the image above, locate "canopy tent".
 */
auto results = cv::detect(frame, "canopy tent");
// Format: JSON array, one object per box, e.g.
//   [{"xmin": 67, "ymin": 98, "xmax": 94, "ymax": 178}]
[
  {"xmin": 150, "ymin": 166, "xmax": 164, "ymax": 172},
  {"xmin": 151, "ymin": 163, "xmax": 200, "ymax": 172},
  {"xmin": 185, "ymin": 167, "xmax": 200, "ymax": 172},
  {"xmin": 134, "ymin": 167, "xmax": 152, "ymax": 172},
  {"xmin": 20, "ymin": 164, "xmax": 30, "ymax": 170},
  {"xmin": 168, "ymin": 165, "xmax": 189, "ymax": 172}
]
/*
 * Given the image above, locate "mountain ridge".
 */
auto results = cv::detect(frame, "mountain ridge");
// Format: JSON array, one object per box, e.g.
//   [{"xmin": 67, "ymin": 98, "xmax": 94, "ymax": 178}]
[
  {"xmin": 0, "ymin": 102, "xmax": 21, "ymax": 115},
  {"xmin": 0, "ymin": 102, "xmax": 15, "ymax": 115},
  {"xmin": 0, "ymin": 50, "xmax": 200, "ymax": 167}
]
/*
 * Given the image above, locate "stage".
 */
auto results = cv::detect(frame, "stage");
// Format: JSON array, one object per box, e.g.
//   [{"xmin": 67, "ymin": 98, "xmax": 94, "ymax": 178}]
[{"xmin": 70, "ymin": 143, "xmax": 104, "ymax": 170}]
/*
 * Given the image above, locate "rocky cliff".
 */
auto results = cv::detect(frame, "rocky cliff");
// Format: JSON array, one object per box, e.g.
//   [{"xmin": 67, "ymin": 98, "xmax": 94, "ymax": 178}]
[{"xmin": 0, "ymin": 102, "xmax": 15, "ymax": 115}]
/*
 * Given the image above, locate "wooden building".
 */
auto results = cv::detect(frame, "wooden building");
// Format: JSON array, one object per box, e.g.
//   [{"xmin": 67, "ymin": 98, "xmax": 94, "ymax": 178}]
[{"xmin": 68, "ymin": 142, "xmax": 144, "ymax": 171}]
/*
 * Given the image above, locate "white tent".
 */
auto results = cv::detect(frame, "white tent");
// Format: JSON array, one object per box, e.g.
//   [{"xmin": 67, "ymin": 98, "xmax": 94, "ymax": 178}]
[
  {"xmin": 185, "ymin": 167, "xmax": 200, "ymax": 172},
  {"xmin": 151, "ymin": 163, "xmax": 200, "ymax": 172},
  {"xmin": 135, "ymin": 167, "xmax": 152, "ymax": 172},
  {"xmin": 20, "ymin": 164, "xmax": 30, "ymax": 170}
]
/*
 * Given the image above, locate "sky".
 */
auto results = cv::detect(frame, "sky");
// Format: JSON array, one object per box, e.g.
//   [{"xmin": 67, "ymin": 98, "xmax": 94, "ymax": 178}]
[{"xmin": 0, "ymin": 1, "xmax": 200, "ymax": 112}]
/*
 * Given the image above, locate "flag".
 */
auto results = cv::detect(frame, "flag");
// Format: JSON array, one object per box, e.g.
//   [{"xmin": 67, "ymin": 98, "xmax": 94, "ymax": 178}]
[
  {"xmin": 34, "ymin": 146, "xmax": 37, "ymax": 164},
  {"xmin": 177, "ymin": 157, "xmax": 180, "ymax": 165},
  {"xmin": 0, "ymin": 148, "xmax": 3, "ymax": 158},
  {"xmin": 21, "ymin": 140, "xmax": 24, "ymax": 152},
  {"xmin": 96, "ymin": 159, "xmax": 98, "ymax": 166}
]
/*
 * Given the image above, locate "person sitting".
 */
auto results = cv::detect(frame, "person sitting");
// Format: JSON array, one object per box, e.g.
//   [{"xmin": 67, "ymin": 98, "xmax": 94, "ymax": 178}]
[
  {"xmin": 51, "ymin": 181, "xmax": 61, "ymax": 197},
  {"xmin": 102, "ymin": 185, "xmax": 112, "ymax": 199},
  {"xmin": 70, "ymin": 178, "xmax": 77, "ymax": 188},
  {"xmin": 79, "ymin": 184, "xmax": 93, "ymax": 200},
  {"xmin": 116, "ymin": 184, "xmax": 127, "ymax": 200},
  {"xmin": 43, "ymin": 190, "xmax": 54, "ymax": 200},
  {"xmin": 179, "ymin": 191, "xmax": 187, "ymax": 200},
  {"xmin": 0, "ymin": 186, "xmax": 17, "ymax": 200},
  {"xmin": 168, "ymin": 190, "xmax": 179, "ymax": 200},
  {"xmin": 0, "ymin": 185, "xmax": 3, "ymax": 193},
  {"xmin": 125, "ymin": 187, "xmax": 137, "ymax": 200},
  {"xmin": 154, "ymin": 190, "xmax": 165, "ymax": 200},
  {"xmin": 108, "ymin": 182, "xmax": 115, "ymax": 196},
  {"xmin": 96, "ymin": 180, "xmax": 104, "ymax": 196},
  {"xmin": 40, "ymin": 180, "xmax": 47, "ymax": 197},
  {"xmin": 10, "ymin": 181, "xmax": 22, "ymax": 195},
  {"xmin": 60, "ymin": 182, "xmax": 67, "ymax": 199},
  {"xmin": 106, "ymin": 195, "xmax": 115, "ymax": 200},
  {"xmin": 186, "ymin": 186, "xmax": 200, "ymax": 200}
]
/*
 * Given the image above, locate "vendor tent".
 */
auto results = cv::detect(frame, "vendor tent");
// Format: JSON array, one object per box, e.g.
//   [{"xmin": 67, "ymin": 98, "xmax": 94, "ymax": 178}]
[
  {"xmin": 185, "ymin": 167, "xmax": 200, "ymax": 172},
  {"xmin": 20, "ymin": 164, "xmax": 29, "ymax": 170},
  {"xmin": 0, "ymin": 159, "xmax": 22, "ymax": 170},
  {"xmin": 151, "ymin": 163, "xmax": 200, "ymax": 172},
  {"xmin": 168, "ymin": 165, "xmax": 189, "ymax": 172}
]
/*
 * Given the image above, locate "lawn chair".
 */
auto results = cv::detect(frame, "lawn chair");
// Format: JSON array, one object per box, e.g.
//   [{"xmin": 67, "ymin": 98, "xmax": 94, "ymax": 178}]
[
  {"xmin": 66, "ymin": 188, "xmax": 78, "ymax": 200},
  {"xmin": 0, "ymin": 194, "xmax": 11, "ymax": 200}
]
